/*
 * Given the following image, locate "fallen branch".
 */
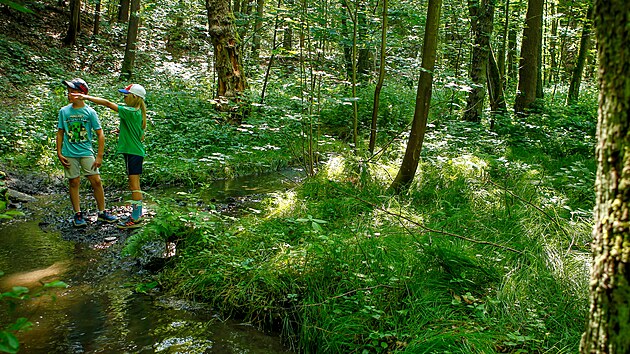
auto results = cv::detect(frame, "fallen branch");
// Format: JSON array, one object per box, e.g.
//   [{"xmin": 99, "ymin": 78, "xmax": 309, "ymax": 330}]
[{"xmin": 332, "ymin": 183, "xmax": 524, "ymax": 254}]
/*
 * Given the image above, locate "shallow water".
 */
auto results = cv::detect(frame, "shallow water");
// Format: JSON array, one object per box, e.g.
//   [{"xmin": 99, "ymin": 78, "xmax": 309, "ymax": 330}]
[{"xmin": 0, "ymin": 170, "xmax": 302, "ymax": 353}]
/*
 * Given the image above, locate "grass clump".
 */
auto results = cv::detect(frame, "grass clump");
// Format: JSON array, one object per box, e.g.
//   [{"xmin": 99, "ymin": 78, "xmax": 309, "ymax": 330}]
[{"xmin": 129, "ymin": 145, "xmax": 590, "ymax": 353}]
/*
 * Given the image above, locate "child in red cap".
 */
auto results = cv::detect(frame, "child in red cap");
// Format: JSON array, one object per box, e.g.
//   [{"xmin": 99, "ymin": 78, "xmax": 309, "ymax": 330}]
[{"xmin": 57, "ymin": 78, "xmax": 118, "ymax": 227}]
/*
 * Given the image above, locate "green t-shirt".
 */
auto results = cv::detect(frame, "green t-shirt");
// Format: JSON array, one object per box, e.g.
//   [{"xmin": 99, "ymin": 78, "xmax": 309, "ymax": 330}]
[
  {"xmin": 57, "ymin": 104, "xmax": 102, "ymax": 157},
  {"xmin": 117, "ymin": 105, "xmax": 145, "ymax": 157}
]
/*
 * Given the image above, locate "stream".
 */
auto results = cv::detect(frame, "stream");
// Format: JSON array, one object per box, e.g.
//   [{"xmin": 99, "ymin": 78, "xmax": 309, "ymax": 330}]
[{"xmin": 0, "ymin": 170, "xmax": 301, "ymax": 353}]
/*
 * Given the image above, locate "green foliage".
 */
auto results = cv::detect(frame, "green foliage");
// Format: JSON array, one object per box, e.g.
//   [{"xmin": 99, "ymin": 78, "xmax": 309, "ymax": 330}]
[{"xmin": 0, "ymin": 277, "xmax": 67, "ymax": 354}]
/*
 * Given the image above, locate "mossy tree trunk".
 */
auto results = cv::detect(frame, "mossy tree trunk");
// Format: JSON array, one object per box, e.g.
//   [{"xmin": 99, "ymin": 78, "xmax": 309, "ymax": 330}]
[
  {"xmin": 206, "ymin": 0, "xmax": 248, "ymax": 123},
  {"xmin": 463, "ymin": 0, "xmax": 495, "ymax": 123},
  {"xmin": 580, "ymin": 1, "xmax": 630, "ymax": 352}
]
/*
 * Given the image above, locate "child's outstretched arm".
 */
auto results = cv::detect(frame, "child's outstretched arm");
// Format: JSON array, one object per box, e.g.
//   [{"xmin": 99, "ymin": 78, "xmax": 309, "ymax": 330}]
[{"xmin": 72, "ymin": 93, "xmax": 119, "ymax": 112}]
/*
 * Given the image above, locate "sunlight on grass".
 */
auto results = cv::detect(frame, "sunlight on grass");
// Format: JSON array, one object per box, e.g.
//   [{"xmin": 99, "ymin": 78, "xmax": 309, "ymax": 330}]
[
  {"xmin": 325, "ymin": 156, "xmax": 346, "ymax": 181},
  {"xmin": 448, "ymin": 154, "xmax": 488, "ymax": 179},
  {"xmin": 266, "ymin": 190, "xmax": 298, "ymax": 218}
]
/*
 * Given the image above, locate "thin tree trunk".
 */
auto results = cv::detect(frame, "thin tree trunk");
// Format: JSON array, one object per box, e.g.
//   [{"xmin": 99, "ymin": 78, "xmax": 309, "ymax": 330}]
[
  {"xmin": 260, "ymin": 0, "xmax": 282, "ymax": 103},
  {"xmin": 93, "ymin": 0, "xmax": 101, "ymax": 36},
  {"xmin": 390, "ymin": 0, "xmax": 442, "ymax": 193},
  {"xmin": 498, "ymin": 0, "xmax": 509, "ymax": 88},
  {"xmin": 567, "ymin": 5, "xmax": 593, "ymax": 105},
  {"xmin": 251, "ymin": 0, "xmax": 265, "ymax": 60},
  {"xmin": 580, "ymin": 1, "xmax": 630, "ymax": 352},
  {"xmin": 121, "ymin": 0, "xmax": 140, "ymax": 78},
  {"xmin": 487, "ymin": 44, "xmax": 506, "ymax": 119},
  {"xmin": 368, "ymin": 0, "xmax": 387, "ymax": 154},
  {"xmin": 507, "ymin": 27, "xmax": 517, "ymax": 85}
]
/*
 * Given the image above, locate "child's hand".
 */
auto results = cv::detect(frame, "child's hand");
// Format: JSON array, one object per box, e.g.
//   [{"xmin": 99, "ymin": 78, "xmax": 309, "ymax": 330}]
[
  {"xmin": 70, "ymin": 93, "xmax": 85, "ymax": 100},
  {"xmin": 58, "ymin": 153, "xmax": 70, "ymax": 168},
  {"xmin": 92, "ymin": 156, "xmax": 102, "ymax": 170}
]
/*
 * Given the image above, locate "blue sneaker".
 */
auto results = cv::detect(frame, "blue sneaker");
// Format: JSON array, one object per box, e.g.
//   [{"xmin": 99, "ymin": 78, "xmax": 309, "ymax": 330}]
[
  {"xmin": 98, "ymin": 211, "xmax": 118, "ymax": 223},
  {"xmin": 73, "ymin": 212, "xmax": 87, "ymax": 227}
]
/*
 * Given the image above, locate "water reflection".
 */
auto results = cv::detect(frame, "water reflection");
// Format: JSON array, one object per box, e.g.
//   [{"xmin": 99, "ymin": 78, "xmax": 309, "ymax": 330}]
[{"xmin": 1, "ymin": 170, "xmax": 300, "ymax": 353}]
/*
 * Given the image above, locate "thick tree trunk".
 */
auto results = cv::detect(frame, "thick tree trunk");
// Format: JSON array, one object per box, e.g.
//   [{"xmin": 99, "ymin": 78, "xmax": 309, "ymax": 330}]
[
  {"xmin": 390, "ymin": 0, "xmax": 442, "ymax": 193},
  {"xmin": 567, "ymin": 5, "xmax": 594, "ymax": 105},
  {"xmin": 117, "ymin": 0, "xmax": 129, "ymax": 22},
  {"xmin": 206, "ymin": 0, "xmax": 248, "ymax": 123},
  {"xmin": 514, "ymin": 0, "xmax": 543, "ymax": 114},
  {"xmin": 463, "ymin": 0, "xmax": 495, "ymax": 123},
  {"xmin": 580, "ymin": 1, "xmax": 630, "ymax": 353},
  {"xmin": 62, "ymin": 0, "xmax": 81, "ymax": 46},
  {"xmin": 121, "ymin": 0, "xmax": 140, "ymax": 78}
]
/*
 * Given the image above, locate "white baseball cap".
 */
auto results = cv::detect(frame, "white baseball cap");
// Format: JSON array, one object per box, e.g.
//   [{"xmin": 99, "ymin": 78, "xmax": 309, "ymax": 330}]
[{"xmin": 119, "ymin": 84, "xmax": 146, "ymax": 99}]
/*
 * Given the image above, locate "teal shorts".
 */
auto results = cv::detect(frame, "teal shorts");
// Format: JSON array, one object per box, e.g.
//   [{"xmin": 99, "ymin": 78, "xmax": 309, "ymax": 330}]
[{"xmin": 64, "ymin": 156, "xmax": 99, "ymax": 179}]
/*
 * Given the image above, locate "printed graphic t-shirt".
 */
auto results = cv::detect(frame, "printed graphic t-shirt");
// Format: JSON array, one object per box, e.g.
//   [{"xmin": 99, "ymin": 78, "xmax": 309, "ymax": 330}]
[
  {"xmin": 117, "ymin": 105, "xmax": 145, "ymax": 157},
  {"xmin": 57, "ymin": 104, "xmax": 102, "ymax": 157}
]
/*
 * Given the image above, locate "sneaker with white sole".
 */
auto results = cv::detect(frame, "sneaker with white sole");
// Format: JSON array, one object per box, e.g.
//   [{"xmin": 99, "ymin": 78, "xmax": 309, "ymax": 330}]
[
  {"xmin": 73, "ymin": 212, "xmax": 87, "ymax": 227},
  {"xmin": 98, "ymin": 211, "xmax": 118, "ymax": 223}
]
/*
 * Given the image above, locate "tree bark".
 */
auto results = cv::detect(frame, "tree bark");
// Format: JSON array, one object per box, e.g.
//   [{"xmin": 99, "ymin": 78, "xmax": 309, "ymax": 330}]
[
  {"xmin": 487, "ymin": 44, "xmax": 506, "ymax": 118},
  {"xmin": 121, "ymin": 0, "xmax": 140, "ymax": 78},
  {"xmin": 368, "ymin": 0, "xmax": 387, "ymax": 154},
  {"xmin": 567, "ymin": 4, "xmax": 593, "ymax": 105},
  {"xmin": 390, "ymin": 0, "xmax": 442, "ymax": 193},
  {"xmin": 251, "ymin": 0, "xmax": 265, "ymax": 60},
  {"xmin": 514, "ymin": 0, "xmax": 543, "ymax": 114},
  {"xmin": 463, "ymin": 0, "xmax": 495, "ymax": 123},
  {"xmin": 206, "ymin": 0, "xmax": 248, "ymax": 123},
  {"xmin": 498, "ymin": 0, "xmax": 509, "ymax": 88},
  {"xmin": 117, "ymin": 0, "xmax": 129, "ymax": 22},
  {"xmin": 580, "ymin": 1, "xmax": 630, "ymax": 353},
  {"xmin": 93, "ymin": 0, "xmax": 101, "ymax": 36},
  {"xmin": 62, "ymin": 0, "xmax": 81, "ymax": 46}
]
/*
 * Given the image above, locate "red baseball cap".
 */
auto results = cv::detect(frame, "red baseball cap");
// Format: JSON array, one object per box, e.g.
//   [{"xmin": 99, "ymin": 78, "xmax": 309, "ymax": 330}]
[{"xmin": 62, "ymin": 78, "xmax": 89, "ymax": 94}]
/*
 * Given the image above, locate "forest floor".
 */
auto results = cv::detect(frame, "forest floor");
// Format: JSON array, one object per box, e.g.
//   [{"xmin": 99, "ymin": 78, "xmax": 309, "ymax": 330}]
[{"xmin": 1, "ymin": 0, "xmax": 93, "ymax": 106}]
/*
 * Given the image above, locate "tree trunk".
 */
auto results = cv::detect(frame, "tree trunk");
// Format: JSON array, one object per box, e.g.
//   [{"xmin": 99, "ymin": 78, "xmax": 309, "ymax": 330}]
[
  {"xmin": 206, "ymin": 0, "xmax": 249, "ymax": 123},
  {"xmin": 368, "ymin": 0, "xmax": 387, "ymax": 154},
  {"xmin": 93, "ymin": 0, "xmax": 101, "ymax": 36},
  {"xmin": 549, "ymin": 1, "xmax": 558, "ymax": 85},
  {"xmin": 514, "ymin": 0, "xmax": 543, "ymax": 114},
  {"xmin": 117, "ymin": 0, "xmax": 129, "ymax": 22},
  {"xmin": 251, "ymin": 0, "xmax": 265, "ymax": 60},
  {"xmin": 463, "ymin": 0, "xmax": 495, "ymax": 123},
  {"xmin": 507, "ymin": 27, "xmax": 517, "ymax": 85},
  {"xmin": 62, "ymin": 0, "xmax": 81, "ymax": 46},
  {"xmin": 121, "ymin": 0, "xmax": 140, "ymax": 78},
  {"xmin": 567, "ymin": 4, "xmax": 594, "ymax": 105},
  {"xmin": 498, "ymin": 0, "xmax": 509, "ymax": 87},
  {"xmin": 487, "ymin": 44, "xmax": 506, "ymax": 117},
  {"xmin": 390, "ymin": 0, "xmax": 442, "ymax": 193},
  {"xmin": 580, "ymin": 1, "xmax": 630, "ymax": 352}
]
